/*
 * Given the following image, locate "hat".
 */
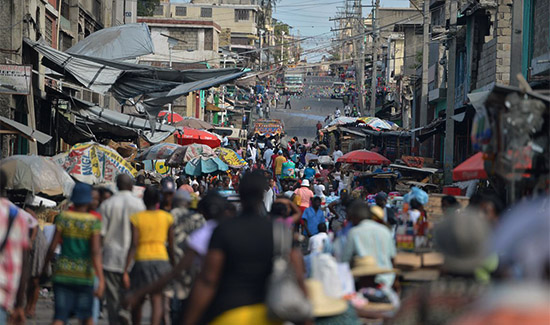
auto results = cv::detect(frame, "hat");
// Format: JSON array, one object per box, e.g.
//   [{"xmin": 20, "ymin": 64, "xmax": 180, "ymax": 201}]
[
  {"xmin": 161, "ymin": 177, "xmax": 176, "ymax": 193},
  {"xmin": 434, "ymin": 208, "xmax": 490, "ymax": 274},
  {"xmin": 375, "ymin": 191, "xmax": 388, "ymax": 201},
  {"xmin": 71, "ymin": 182, "xmax": 93, "ymax": 205},
  {"xmin": 278, "ymin": 150, "xmax": 283, "ymax": 154},
  {"xmin": 173, "ymin": 190, "xmax": 192, "ymax": 207},
  {"xmin": 351, "ymin": 256, "xmax": 397, "ymax": 277},
  {"xmin": 301, "ymin": 179, "xmax": 310, "ymax": 187},
  {"xmin": 305, "ymin": 279, "xmax": 348, "ymax": 317},
  {"xmin": 370, "ymin": 206, "xmax": 384, "ymax": 222}
]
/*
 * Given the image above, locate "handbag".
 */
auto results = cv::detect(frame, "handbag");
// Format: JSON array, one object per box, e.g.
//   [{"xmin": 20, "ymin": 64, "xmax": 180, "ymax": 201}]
[{"xmin": 266, "ymin": 222, "xmax": 312, "ymax": 322}]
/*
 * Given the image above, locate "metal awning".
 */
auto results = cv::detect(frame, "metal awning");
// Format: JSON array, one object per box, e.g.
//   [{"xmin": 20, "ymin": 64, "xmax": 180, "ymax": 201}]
[{"xmin": 0, "ymin": 116, "xmax": 52, "ymax": 144}]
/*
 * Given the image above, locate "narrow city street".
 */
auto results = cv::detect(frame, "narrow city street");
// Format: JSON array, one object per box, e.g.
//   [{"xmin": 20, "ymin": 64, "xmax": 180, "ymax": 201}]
[{"xmin": 270, "ymin": 76, "xmax": 340, "ymax": 141}]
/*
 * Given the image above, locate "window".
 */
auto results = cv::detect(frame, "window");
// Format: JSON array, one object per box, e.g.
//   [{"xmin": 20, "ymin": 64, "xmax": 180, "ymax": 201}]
[
  {"xmin": 204, "ymin": 29, "xmax": 213, "ymax": 50},
  {"xmin": 175, "ymin": 6, "xmax": 187, "ymax": 16},
  {"xmin": 235, "ymin": 9, "xmax": 249, "ymax": 21},
  {"xmin": 201, "ymin": 8, "xmax": 212, "ymax": 18},
  {"xmin": 45, "ymin": 16, "xmax": 53, "ymax": 46},
  {"xmin": 153, "ymin": 5, "xmax": 164, "ymax": 16}
]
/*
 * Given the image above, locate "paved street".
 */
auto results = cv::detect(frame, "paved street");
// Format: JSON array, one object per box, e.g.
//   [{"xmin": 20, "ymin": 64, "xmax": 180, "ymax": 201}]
[{"xmin": 270, "ymin": 76, "xmax": 341, "ymax": 141}]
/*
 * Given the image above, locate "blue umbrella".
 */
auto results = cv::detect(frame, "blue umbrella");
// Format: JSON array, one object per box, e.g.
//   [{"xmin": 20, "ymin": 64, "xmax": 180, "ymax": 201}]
[{"xmin": 185, "ymin": 157, "xmax": 229, "ymax": 176}]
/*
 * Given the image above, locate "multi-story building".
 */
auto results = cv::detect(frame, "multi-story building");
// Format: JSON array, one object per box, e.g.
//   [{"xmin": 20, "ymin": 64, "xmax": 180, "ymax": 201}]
[
  {"xmin": 0, "ymin": 0, "xmax": 136, "ymax": 157},
  {"xmin": 157, "ymin": 0, "xmax": 261, "ymax": 67}
]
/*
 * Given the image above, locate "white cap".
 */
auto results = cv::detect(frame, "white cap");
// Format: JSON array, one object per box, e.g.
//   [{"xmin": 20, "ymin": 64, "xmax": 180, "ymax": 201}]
[{"xmin": 301, "ymin": 179, "xmax": 310, "ymax": 187}]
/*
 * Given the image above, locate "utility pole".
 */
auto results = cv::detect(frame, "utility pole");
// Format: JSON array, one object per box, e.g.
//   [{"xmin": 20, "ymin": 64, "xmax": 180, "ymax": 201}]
[
  {"xmin": 369, "ymin": 0, "xmax": 379, "ymax": 116},
  {"xmin": 419, "ymin": 0, "xmax": 430, "ymax": 156},
  {"xmin": 354, "ymin": 0, "xmax": 366, "ymax": 115},
  {"xmin": 444, "ymin": 0, "xmax": 457, "ymax": 184}
]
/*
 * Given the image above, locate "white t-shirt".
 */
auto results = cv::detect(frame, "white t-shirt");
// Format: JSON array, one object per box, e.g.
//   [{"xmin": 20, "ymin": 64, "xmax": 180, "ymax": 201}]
[
  {"xmin": 314, "ymin": 184, "xmax": 326, "ymax": 198},
  {"xmin": 408, "ymin": 210, "xmax": 421, "ymax": 224},
  {"xmin": 308, "ymin": 232, "xmax": 329, "ymax": 253},
  {"xmin": 333, "ymin": 150, "xmax": 343, "ymax": 162}
]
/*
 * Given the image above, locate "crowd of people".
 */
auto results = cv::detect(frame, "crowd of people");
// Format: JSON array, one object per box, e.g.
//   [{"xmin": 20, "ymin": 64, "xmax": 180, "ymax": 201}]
[{"xmin": 0, "ymin": 134, "xmax": 548, "ymax": 324}]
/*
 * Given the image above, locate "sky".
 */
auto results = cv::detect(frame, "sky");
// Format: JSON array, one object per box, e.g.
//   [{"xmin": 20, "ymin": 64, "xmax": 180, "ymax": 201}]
[{"xmin": 171, "ymin": 0, "xmax": 411, "ymax": 62}]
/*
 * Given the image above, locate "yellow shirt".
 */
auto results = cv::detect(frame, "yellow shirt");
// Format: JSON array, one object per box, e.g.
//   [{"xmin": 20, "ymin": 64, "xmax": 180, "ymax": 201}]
[
  {"xmin": 130, "ymin": 210, "xmax": 174, "ymax": 261},
  {"xmin": 274, "ymin": 155, "xmax": 287, "ymax": 175}
]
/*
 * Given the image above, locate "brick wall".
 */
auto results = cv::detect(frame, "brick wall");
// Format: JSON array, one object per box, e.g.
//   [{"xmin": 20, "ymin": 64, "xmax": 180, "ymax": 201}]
[
  {"xmin": 476, "ymin": 38, "xmax": 497, "ymax": 88},
  {"xmin": 494, "ymin": 0, "xmax": 512, "ymax": 84},
  {"xmin": 171, "ymin": 28, "xmax": 199, "ymax": 51}
]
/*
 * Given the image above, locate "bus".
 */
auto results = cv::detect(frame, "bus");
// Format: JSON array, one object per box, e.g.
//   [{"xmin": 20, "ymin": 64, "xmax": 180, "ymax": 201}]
[{"xmin": 283, "ymin": 73, "xmax": 304, "ymax": 95}]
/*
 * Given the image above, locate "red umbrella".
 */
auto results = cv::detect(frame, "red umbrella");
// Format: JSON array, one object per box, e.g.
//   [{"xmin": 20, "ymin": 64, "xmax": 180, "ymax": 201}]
[
  {"xmin": 337, "ymin": 149, "xmax": 390, "ymax": 165},
  {"xmin": 175, "ymin": 127, "xmax": 221, "ymax": 148},
  {"xmin": 158, "ymin": 110, "xmax": 184, "ymax": 123},
  {"xmin": 453, "ymin": 152, "xmax": 487, "ymax": 181}
]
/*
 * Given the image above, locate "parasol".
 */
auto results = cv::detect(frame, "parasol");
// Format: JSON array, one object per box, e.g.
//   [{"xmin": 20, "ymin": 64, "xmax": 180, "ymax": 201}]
[
  {"xmin": 175, "ymin": 127, "xmax": 221, "ymax": 148},
  {"xmin": 356, "ymin": 117, "xmax": 395, "ymax": 130},
  {"xmin": 166, "ymin": 143, "xmax": 217, "ymax": 167},
  {"xmin": 184, "ymin": 157, "xmax": 228, "ymax": 176},
  {"xmin": 158, "ymin": 110, "xmax": 184, "ymax": 123},
  {"xmin": 318, "ymin": 155, "xmax": 334, "ymax": 165},
  {"xmin": 61, "ymin": 142, "xmax": 137, "ymax": 184},
  {"xmin": 337, "ymin": 150, "xmax": 390, "ymax": 165},
  {"xmin": 305, "ymin": 153, "xmax": 319, "ymax": 164},
  {"xmin": 136, "ymin": 143, "xmax": 182, "ymax": 161},
  {"xmin": 215, "ymin": 147, "xmax": 247, "ymax": 168},
  {"xmin": 175, "ymin": 117, "xmax": 213, "ymax": 130},
  {"xmin": 452, "ymin": 152, "xmax": 488, "ymax": 181},
  {"xmin": 0, "ymin": 155, "xmax": 75, "ymax": 196}
]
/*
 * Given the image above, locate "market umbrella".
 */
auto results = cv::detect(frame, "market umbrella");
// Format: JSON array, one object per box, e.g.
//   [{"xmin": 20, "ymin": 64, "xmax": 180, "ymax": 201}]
[
  {"xmin": 166, "ymin": 143, "xmax": 216, "ymax": 167},
  {"xmin": 215, "ymin": 147, "xmax": 247, "ymax": 168},
  {"xmin": 328, "ymin": 117, "xmax": 358, "ymax": 127},
  {"xmin": 175, "ymin": 127, "xmax": 221, "ymax": 148},
  {"xmin": 61, "ymin": 142, "xmax": 137, "ymax": 184},
  {"xmin": 356, "ymin": 117, "xmax": 395, "ymax": 130},
  {"xmin": 136, "ymin": 143, "xmax": 182, "ymax": 161},
  {"xmin": 158, "ymin": 110, "xmax": 184, "ymax": 123},
  {"xmin": 0, "ymin": 155, "xmax": 75, "ymax": 196},
  {"xmin": 175, "ymin": 117, "xmax": 213, "ymax": 130},
  {"xmin": 184, "ymin": 157, "xmax": 228, "ymax": 176},
  {"xmin": 318, "ymin": 155, "xmax": 334, "ymax": 165},
  {"xmin": 305, "ymin": 153, "xmax": 319, "ymax": 164},
  {"xmin": 452, "ymin": 152, "xmax": 488, "ymax": 181},
  {"xmin": 337, "ymin": 149, "xmax": 390, "ymax": 165}
]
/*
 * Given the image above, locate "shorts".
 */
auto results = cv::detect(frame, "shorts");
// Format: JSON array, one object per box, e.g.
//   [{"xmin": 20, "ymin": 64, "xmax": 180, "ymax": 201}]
[
  {"xmin": 53, "ymin": 282, "xmax": 94, "ymax": 322},
  {"xmin": 130, "ymin": 260, "xmax": 171, "ymax": 291}
]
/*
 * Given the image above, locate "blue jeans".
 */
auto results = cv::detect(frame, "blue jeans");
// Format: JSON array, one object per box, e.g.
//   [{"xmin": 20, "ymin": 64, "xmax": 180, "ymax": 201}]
[
  {"xmin": 53, "ymin": 283, "xmax": 94, "ymax": 322},
  {"xmin": 0, "ymin": 307, "xmax": 7, "ymax": 324}
]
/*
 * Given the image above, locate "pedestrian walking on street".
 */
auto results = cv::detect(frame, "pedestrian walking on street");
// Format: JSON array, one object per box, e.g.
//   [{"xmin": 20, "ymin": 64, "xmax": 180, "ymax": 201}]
[
  {"xmin": 124, "ymin": 187, "xmax": 175, "ymax": 325},
  {"xmin": 99, "ymin": 174, "xmax": 145, "ymax": 324},
  {"xmin": 182, "ymin": 171, "xmax": 306, "ymax": 325},
  {"xmin": 285, "ymin": 95, "xmax": 292, "ymax": 109},
  {"xmin": 43, "ymin": 182, "xmax": 105, "ymax": 325}
]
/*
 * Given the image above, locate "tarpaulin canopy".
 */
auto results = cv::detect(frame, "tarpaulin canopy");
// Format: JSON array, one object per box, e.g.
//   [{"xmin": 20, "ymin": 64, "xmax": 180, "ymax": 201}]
[
  {"xmin": 25, "ymin": 38, "xmax": 247, "ymax": 115},
  {"xmin": 167, "ymin": 143, "xmax": 217, "ymax": 166},
  {"xmin": 70, "ymin": 98, "xmax": 179, "ymax": 144},
  {"xmin": 67, "ymin": 23, "xmax": 154, "ymax": 61},
  {"xmin": 24, "ymin": 38, "xmax": 123, "ymax": 94},
  {"xmin": 141, "ymin": 70, "xmax": 247, "ymax": 116}
]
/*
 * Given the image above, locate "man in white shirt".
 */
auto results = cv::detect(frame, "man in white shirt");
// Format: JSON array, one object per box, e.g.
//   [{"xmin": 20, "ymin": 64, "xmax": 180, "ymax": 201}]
[
  {"xmin": 335, "ymin": 108, "xmax": 341, "ymax": 118},
  {"xmin": 308, "ymin": 223, "xmax": 329, "ymax": 254},
  {"xmin": 333, "ymin": 148, "xmax": 343, "ymax": 163},
  {"xmin": 99, "ymin": 174, "xmax": 145, "ymax": 324},
  {"xmin": 263, "ymin": 147, "xmax": 274, "ymax": 168}
]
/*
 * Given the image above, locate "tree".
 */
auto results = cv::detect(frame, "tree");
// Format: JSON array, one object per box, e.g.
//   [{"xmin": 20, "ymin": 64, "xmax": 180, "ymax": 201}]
[{"xmin": 138, "ymin": 0, "xmax": 160, "ymax": 17}]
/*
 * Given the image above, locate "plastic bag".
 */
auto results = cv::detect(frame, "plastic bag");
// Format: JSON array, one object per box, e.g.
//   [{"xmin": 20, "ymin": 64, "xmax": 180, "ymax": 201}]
[{"xmin": 403, "ymin": 187, "xmax": 429, "ymax": 205}]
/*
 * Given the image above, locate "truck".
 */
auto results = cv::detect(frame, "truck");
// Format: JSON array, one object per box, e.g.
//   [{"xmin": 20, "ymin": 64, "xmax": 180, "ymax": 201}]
[
  {"xmin": 253, "ymin": 119, "xmax": 285, "ymax": 139},
  {"xmin": 283, "ymin": 73, "xmax": 304, "ymax": 95},
  {"xmin": 331, "ymin": 81, "xmax": 346, "ymax": 99}
]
